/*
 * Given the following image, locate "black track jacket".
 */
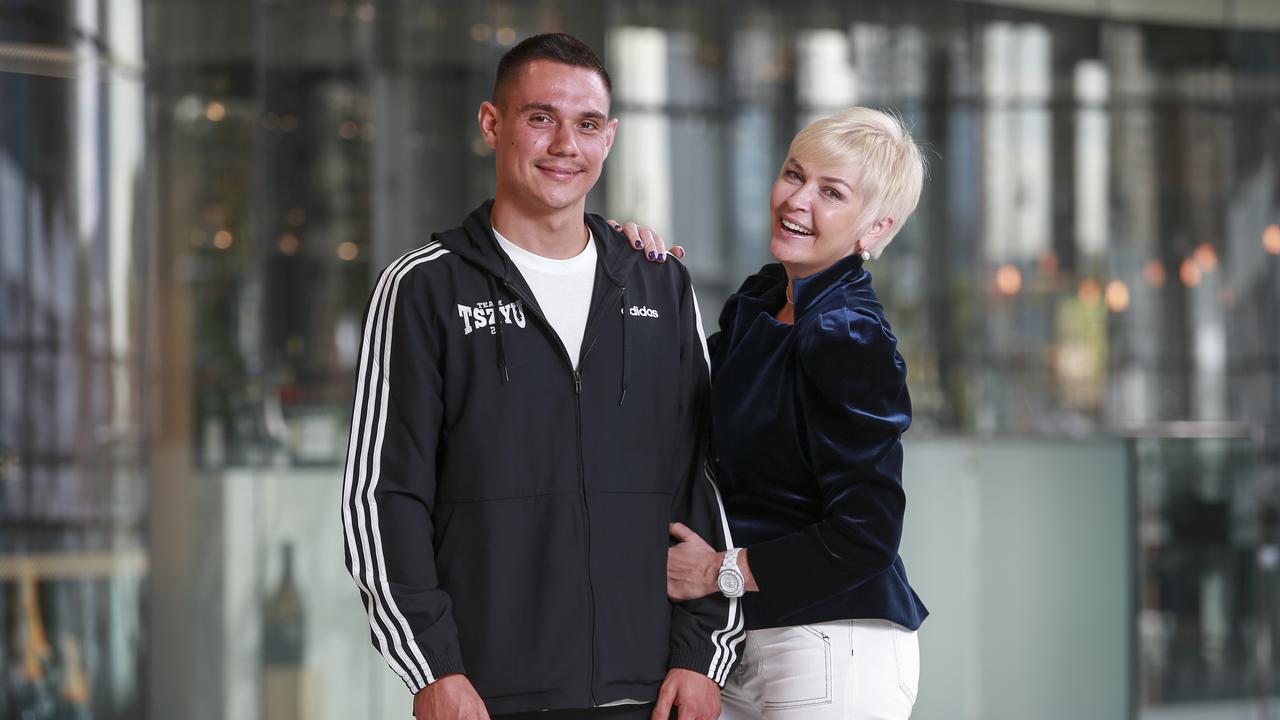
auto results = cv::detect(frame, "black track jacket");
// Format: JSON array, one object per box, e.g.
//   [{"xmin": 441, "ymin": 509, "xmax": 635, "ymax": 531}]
[{"xmin": 341, "ymin": 200, "xmax": 744, "ymax": 715}]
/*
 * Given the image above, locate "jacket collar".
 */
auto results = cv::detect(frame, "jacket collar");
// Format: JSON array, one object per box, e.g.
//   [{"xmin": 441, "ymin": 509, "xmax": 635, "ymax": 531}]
[
  {"xmin": 440, "ymin": 199, "xmax": 637, "ymax": 287},
  {"xmin": 789, "ymin": 252, "xmax": 868, "ymax": 315}
]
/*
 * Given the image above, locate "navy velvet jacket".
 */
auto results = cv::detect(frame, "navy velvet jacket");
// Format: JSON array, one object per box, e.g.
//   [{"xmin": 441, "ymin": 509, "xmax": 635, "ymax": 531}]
[{"xmin": 710, "ymin": 253, "xmax": 928, "ymax": 632}]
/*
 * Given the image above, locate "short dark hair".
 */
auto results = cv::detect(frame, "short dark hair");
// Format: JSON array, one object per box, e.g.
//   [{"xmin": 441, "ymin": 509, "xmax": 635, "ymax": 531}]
[{"xmin": 493, "ymin": 33, "xmax": 612, "ymax": 105}]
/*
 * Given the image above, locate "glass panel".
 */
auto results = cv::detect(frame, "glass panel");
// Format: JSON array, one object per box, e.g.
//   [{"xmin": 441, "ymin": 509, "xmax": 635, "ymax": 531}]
[
  {"xmin": 1, "ymin": 2, "xmax": 148, "ymax": 717},
  {"xmin": 1132, "ymin": 431, "xmax": 1274, "ymax": 712},
  {"xmin": 2, "ymin": 0, "xmax": 1278, "ymax": 717}
]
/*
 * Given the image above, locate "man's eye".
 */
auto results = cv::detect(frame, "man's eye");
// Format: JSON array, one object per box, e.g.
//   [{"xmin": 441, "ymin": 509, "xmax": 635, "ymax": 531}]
[
  {"xmin": 579, "ymin": 121, "xmax": 598, "ymax": 131},
  {"xmin": 530, "ymin": 115, "xmax": 552, "ymax": 123}
]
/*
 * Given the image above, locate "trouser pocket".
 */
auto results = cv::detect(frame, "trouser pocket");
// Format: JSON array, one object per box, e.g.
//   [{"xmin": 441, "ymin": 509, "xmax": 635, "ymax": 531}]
[
  {"xmin": 890, "ymin": 623, "xmax": 920, "ymax": 705},
  {"xmin": 756, "ymin": 624, "xmax": 833, "ymax": 709}
]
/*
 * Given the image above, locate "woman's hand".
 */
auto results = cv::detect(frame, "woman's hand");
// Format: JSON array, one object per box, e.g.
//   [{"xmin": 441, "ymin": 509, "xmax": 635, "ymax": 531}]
[
  {"xmin": 607, "ymin": 220, "xmax": 685, "ymax": 262},
  {"xmin": 666, "ymin": 522, "xmax": 719, "ymax": 602}
]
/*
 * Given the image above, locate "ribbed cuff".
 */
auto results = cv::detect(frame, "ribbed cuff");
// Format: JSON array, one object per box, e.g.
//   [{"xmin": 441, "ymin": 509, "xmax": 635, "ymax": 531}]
[
  {"xmin": 404, "ymin": 646, "xmax": 467, "ymax": 694},
  {"xmin": 668, "ymin": 647, "xmax": 725, "ymax": 687}
]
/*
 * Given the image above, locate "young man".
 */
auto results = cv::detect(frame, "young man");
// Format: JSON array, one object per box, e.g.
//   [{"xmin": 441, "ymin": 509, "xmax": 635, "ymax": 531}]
[{"xmin": 341, "ymin": 33, "xmax": 743, "ymax": 720}]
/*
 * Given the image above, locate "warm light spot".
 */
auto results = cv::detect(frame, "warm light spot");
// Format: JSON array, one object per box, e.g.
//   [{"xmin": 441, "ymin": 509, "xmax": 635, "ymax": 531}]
[
  {"xmin": 278, "ymin": 232, "xmax": 299, "ymax": 255},
  {"xmin": 1264, "ymin": 224, "xmax": 1280, "ymax": 255},
  {"xmin": 470, "ymin": 23, "xmax": 492, "ymax": 42},
  {"xmin": 213, "ymin": 230, "xmax": 234, "ymax": 250},
  {"xmin": 1193, "ymin": 243, "xmax": 1218, "ymax": 271},
  {"xmin": 262, "ymin": 112, "xmax": 279, "ymax": 130},
  {"xmin": 995, "ymin": 264, "xmax": 1022, "ymax": 296},
  {"xmin": 1078, "ymin": 278, "xmax": 1101, "ymax": 304},
  {"xmin": 1105, "ymin": 280, "xmax": 1130, "ymax": 312},
  {"xmin": 339, "ymin": 121, "xmax": 359, "ymax": 140},
  {"xmin": 280, "ymin": 114, "xmax": 298, "ymax": 132},
  {"xmin": 355, "ymin": 3, "xmax": 375, "ymax": 22},
  {"xmin": 1180, "ymin": 258, "xmax": 1201, "ymax": 287},
  {"xmin": 496, "ymin": 27, "xmax": 517, "ymax": 46},
  {"xmin": 205, "ymin": 101, "xmax": 226, "ymax": 122},
  {"xmin": 1143, "ymin": 260, "xmax": 1166, "ymax": 287},
  {"xmin": 471, "ymin": 136, "xmax": 492, "ymax": 157},
  {"xmin": 287, "ymin": 208, "xmax": 306, "ymax": 227},
  {"xmin": 1037, "ymin": 251, "xmax": 1059, "ymax": 277},
  {"xmin": 337, "ymin": 241, "xmax": 359, "ymax": 261}
]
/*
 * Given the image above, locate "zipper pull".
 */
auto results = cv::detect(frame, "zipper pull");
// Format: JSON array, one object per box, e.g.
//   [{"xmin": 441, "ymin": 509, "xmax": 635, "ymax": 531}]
[{"xmin": 573, "ymin": 371, "xmax": 582, "ymax": 395}]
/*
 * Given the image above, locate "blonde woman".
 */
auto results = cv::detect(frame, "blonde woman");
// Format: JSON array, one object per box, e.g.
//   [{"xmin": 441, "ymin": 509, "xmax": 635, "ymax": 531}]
[{"xmin": 627, "ymin": 107, "xmax": 928, "ymax": 719}]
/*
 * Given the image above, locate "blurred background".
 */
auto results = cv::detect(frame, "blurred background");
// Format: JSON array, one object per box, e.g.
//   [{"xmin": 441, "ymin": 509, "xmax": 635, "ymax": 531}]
[{"xmin": 1, "ymin": 0, "xmax": 1278, "ymax": 718}]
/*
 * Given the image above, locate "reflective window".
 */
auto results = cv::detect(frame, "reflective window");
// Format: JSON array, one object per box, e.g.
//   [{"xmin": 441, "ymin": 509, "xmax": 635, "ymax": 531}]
[{"xmin": 2, "ymin": 0, "xmax": 1278, "ymax": 717}]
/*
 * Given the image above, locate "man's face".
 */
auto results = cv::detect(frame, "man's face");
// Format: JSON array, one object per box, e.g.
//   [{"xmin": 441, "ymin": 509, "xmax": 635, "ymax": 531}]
[{"xmin": 479, "ymin": 61, "xmax": 617, "ymax": 214}]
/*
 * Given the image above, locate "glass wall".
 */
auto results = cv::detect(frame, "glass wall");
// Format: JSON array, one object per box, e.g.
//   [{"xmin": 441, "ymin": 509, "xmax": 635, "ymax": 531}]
[
  {"xmin": 1, "ymin": 1, "xmax": 147, "ymax": 718},
  {"xmin": 2, "ymin": 0, "xmax": 1279, "ymax": 718}
]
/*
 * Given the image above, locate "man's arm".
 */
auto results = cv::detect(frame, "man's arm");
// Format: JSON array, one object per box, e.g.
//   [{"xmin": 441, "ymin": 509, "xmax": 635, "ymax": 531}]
[
  {"xmin": 663, "ymin": 263, "xmax": 746, "ymax": 688},
  {"xmin": 340, "ymin": 255, "xmax": 474, "ymax": 704}
]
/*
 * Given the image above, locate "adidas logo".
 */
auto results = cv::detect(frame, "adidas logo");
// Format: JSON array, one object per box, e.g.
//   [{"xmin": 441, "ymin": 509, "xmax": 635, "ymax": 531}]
[{"xmin": 628, "ymin": 305, "xmax": 660, "ymax": 318}]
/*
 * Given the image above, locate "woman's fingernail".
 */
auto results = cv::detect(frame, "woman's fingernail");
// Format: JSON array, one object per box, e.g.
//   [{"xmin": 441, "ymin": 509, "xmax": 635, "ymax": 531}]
[
  {"xmin": 635, "ymin": 240, "xmax": 643, "ymax": 248},
  {"xmin": 648, "ymin": 251, "xmax": 656, "ymax": 259},
  {"xmin": 658, "ymin": 253, "xmax": 666, "ymax": 262}
]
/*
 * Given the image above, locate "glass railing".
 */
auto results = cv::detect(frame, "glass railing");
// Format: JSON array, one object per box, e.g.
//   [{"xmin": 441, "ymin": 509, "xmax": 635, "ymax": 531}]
[{"xmin": 1128, "ymin": 423, "xmax": 1278, "ymax": 719}]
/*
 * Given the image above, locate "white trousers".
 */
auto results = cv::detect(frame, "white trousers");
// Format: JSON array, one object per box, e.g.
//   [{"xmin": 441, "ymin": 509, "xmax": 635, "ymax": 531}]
[{"xmin": 720, "ymin": 620, "xmax": 919, "ymax": 720}]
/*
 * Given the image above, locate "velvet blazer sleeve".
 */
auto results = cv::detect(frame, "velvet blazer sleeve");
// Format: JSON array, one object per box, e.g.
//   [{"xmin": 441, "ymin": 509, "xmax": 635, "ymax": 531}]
[{"xmin": 744, "ymin": 304, "xmax": 912, "ymax": 615}]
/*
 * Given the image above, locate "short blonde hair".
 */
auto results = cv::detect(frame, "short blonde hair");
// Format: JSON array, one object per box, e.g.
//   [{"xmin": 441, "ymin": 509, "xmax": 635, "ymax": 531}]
[{"xmin": 788, "ymin": 107, "xmax": 925, "ymax": 257}]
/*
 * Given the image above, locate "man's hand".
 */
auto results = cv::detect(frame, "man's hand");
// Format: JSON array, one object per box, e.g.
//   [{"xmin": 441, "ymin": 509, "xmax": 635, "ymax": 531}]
[
  {"xmin": 413, "ymin": 674, "xmax": 490, "ymax": 720},
  {"xmin": 652, "ymin": 668, "xmax": 721, "ymax": 720}
]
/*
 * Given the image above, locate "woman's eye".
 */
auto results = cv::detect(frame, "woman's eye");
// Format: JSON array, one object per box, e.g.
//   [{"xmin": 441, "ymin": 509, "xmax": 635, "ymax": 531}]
[
  {"xmin": 785, "ymin": 170, "xmax": 802, "ymax": 181},
  {"xmin": 823, "ymin": 187, "xmax": 843, "ymax": 200}
]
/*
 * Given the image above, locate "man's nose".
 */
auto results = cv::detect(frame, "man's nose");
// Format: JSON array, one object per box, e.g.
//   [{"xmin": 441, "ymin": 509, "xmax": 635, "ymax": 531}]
[{"xmin": 548, "ymin": 122, "xmax": 579, "ymax": 156}]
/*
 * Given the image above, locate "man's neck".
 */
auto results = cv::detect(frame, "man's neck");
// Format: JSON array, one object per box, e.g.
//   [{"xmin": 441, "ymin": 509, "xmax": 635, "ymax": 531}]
[{"xmin": 490, "ymin": 196, "xmax": 590, "ymax": 260}]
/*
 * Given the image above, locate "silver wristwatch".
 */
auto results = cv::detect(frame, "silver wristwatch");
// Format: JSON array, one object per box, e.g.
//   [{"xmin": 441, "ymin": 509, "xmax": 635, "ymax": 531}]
[{"xmin": 716, "ymin": 548, "xmax": 745, "ymax": 598}]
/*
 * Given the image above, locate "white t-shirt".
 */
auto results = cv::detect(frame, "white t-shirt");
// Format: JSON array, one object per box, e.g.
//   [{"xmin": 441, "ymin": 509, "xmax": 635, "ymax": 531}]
[{"xmin": 493, "ymin": 227, "xmax": 598, "ymax": 369}]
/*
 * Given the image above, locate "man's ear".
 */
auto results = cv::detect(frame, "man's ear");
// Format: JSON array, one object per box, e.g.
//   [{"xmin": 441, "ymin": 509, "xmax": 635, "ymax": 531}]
[
  {"xmin": 600, "ymin": 117, "xmax": 619, "ymax": 161},
  {"xmin": 478, "ymin": 101, "xmax": 501, "ymax": 150}
]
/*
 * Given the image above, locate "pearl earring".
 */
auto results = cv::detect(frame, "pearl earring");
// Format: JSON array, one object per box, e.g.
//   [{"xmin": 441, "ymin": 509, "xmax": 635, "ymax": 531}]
[{"xmin": 859, "ymin": 250, "xmax": 871, "ymax": 262}]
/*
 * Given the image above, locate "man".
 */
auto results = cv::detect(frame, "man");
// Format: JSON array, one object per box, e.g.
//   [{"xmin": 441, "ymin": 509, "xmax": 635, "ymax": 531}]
[{"xmin": 341, "ymin": 33, "xmax": 744, "ymax": 720}]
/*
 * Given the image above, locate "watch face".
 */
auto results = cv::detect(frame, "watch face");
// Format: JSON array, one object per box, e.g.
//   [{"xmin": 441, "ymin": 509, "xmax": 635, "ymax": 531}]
[{"xmin": 717, "ymin": 569, "xmax": 744, "ymax": 597}]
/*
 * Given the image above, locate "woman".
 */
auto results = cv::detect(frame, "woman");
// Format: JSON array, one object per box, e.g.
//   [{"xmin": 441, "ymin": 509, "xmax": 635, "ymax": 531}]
[{"xmin": 626, "ymin": 107, "xmax": 928, "ymax": 719}]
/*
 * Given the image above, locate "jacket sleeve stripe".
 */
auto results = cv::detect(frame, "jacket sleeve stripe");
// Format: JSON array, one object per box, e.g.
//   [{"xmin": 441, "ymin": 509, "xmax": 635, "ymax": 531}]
[
  {"xmin": 702, "ymin": 461, "xmax": 747, "ymax": 684},
  {"xmin": 689, "ymin": 286, "xmax": 748, "ymax": 683},
  {"xmin": 690, "ymin": 285, "xmax": 711, "ymax": 372},
  {"xmin": 343, "ymin": 244, "xmax": 436, "ymax": 688},
  {"xmin": 689, "ymin": 287, "xmax": 748, "ymax": 683},
  {"xmin": 342, "ymin": 242, "xmax": 449, "ymax": 690}
]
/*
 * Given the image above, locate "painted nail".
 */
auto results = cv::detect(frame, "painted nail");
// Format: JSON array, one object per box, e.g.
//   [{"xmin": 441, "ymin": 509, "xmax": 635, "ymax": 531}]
[
  {"xmin": 648, "ymin": 251, "xmax": 656, "ymax": 259},
  {"xmin": 635, "ymin": 240, "xmax": 643, "ymax": 248},
  {"xmin": 658, "ymin": 253, "xmax": 666, "ymax": 262}
]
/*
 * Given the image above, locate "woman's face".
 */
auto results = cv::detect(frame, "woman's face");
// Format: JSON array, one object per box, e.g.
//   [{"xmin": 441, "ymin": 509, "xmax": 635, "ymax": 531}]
[{"xmin": 769, "ymin": 154, "xmax": 876, "ymax": 280}]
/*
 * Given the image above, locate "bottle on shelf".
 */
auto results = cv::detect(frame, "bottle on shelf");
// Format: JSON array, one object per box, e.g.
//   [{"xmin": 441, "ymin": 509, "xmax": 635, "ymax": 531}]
[{"xmin": 262, "ymin": 541, "xmax": 309, "ymax": 720}]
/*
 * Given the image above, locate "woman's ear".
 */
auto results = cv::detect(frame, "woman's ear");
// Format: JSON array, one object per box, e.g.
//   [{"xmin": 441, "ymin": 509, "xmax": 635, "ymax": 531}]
[{"xmin": 858, "ymin": 217, "xmax": 895, "ymax": 256}]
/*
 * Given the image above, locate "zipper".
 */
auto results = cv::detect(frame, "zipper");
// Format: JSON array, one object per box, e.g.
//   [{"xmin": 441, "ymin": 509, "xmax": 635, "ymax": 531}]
[
  {"xmin": 571, "ymin": 368, "xmax": 596, "ymax": 704},
  {"xmin": 503, "ymin": 277, "xmax": 624, "ymax": 705}
]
